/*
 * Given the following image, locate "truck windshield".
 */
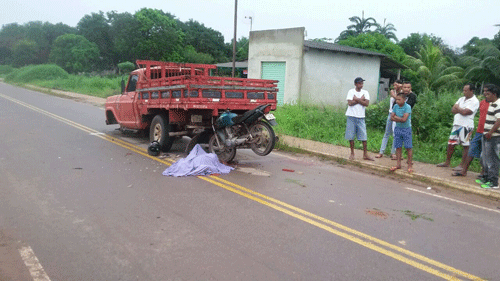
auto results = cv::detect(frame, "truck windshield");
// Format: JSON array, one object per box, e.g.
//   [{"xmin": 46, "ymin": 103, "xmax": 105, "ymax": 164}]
[{"xmin": 126, "ymin": 75, "xmax": 138, "ymax": 92}]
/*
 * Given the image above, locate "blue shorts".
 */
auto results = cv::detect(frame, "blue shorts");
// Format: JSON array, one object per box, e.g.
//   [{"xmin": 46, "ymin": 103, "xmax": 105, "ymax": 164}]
[
  {"xmin": 468, "ymin": 132, "xmax": 483, "ymax": 158},
  {"xmin": 345, "ymin": 116, "xmax": 367, "ymax": 141},
  {"xmin": 394, "ymin": 127, "xmax": 412, "ymax": 149}
]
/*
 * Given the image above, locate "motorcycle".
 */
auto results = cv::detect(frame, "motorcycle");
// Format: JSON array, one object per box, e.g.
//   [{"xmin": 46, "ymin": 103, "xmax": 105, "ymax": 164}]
[{"xmin": 208, "ymin": 104, "xmax": 277, "ymax": 163}]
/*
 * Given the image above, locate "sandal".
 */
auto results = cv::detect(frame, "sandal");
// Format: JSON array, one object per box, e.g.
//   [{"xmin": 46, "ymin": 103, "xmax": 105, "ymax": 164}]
[
  {"xmin": 391, "ymin": 154, "xmax": 397, "ymax": 160},
  {"xmin": 452, "ymin": 171, "xmax": 466, "ymax": 176},
  {"xmin": 375, "ymin": 154, "xmax": 383, "ymax": 158},
  {"xmin": 390, "ymin": 166, "xmax": 401, "ymax": 172},
  {"xmin": 408, "ymin": 168, "xmax": 414, "ymax": 174}
]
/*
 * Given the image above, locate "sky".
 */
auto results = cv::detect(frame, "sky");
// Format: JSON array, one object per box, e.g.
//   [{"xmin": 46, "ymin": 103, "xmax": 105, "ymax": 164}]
[{"xmin": 2, "ymin": 0, "xmax": 499, "ymax": 49}]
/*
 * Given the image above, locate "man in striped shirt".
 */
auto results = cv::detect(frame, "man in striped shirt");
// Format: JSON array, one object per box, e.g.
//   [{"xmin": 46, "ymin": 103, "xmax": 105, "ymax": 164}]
[{"xmin": 479, "ymin": 84, "xmax": 500, "ymax": 189}]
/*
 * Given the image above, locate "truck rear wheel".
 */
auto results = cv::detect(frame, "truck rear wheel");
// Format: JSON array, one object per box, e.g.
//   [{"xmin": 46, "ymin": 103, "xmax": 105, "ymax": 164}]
[{"xmin": 150, "ymin": 115, "xmax": 174, "ymax": 152}]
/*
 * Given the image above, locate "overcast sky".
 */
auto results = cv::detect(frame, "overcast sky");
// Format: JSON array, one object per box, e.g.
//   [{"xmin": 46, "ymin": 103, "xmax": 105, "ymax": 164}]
[{"xmin": 2, "ymin": 0, "xmax": 499, "ymax": 49}]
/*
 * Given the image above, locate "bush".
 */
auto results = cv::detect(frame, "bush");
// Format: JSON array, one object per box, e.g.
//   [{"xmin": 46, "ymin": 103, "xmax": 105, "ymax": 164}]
[
  {"xmin": 117, "ymin": 62, "xmax": 135, "ymax": 74},
  {"xmin": 5, "ymin": 64, "xmax": 69, "ymax": 83},
  {"xmin": 0, "ymin": 65, "xmax": 14, "ymax": 76}
]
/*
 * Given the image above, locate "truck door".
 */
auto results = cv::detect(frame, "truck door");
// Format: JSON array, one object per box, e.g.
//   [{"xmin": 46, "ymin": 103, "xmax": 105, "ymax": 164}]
[{"xmin": 118, "ymin": 74, "xmax": 139, "ymax": 128}]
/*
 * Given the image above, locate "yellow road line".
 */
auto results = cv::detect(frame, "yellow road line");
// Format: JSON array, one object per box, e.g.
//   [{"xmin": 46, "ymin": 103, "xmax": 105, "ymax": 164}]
[
  {"xmin": 208, "ymin": 176, "xmax": 483, "ymax": 280},
  {"xmin": 0, "ymin": 93, "xmax": 484, "ymax": 280}
]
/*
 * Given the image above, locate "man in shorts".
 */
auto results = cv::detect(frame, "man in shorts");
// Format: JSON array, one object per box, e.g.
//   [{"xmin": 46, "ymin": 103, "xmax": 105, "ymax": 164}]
[
  {"xmin": 437, "ymin": 83, "xmax": 479, "ymax": 169},
  {"xmin": 453, "ymin": 84, "xmax": 488, "ymax": 177},
  {"xmin": 345, "ymin": 77, "xmax": 374, "ymax": 161}
]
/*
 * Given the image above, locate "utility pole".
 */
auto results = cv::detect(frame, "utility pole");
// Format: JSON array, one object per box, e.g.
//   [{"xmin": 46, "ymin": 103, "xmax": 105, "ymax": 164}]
[{"xmin": 232, "ymin": 0, "xmax": 238, "ymax": 78}]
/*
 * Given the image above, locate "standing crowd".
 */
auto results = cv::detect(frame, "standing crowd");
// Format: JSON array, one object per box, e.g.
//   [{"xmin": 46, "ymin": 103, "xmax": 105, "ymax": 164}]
[{"xmin": 344, "ymin": 76, "xmax": 500, "ymax": 189}]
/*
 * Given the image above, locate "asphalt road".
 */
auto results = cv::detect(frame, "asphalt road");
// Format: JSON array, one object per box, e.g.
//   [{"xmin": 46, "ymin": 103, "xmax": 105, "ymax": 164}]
[{"xmin": 1, "ymin": 82, "xmax": 499, "ymax": 281}]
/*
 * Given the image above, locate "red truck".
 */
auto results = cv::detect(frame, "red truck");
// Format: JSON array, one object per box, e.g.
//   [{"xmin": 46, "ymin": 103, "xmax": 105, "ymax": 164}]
[{"xmin": 105, "ymin": 60, "xmax": 278, "ymax": 160}]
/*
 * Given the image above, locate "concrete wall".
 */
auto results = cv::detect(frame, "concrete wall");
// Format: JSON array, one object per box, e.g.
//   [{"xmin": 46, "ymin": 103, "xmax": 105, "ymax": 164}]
[
  {"xmin": 300, "ymin": 48, "xmax": 381, "ymax": 106},
  {"xmin": 248, "ymin": 27, "xmax": 304, "ymax": 104}
]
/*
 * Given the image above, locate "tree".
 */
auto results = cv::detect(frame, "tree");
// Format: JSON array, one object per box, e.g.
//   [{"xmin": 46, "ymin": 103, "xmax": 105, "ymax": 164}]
[
  {"xmin": 77, "ymin": 12, "xmax": 113, "ymax": 69},
  {"xmin": 107, "ymin": 11, "xmax": 142, "ymax": 64},
  {"xmin": 11, "ymin": 40, "xmax": 39, "ymax": 67},
  {"xmin": 407, "ymin": 41, "xmax": 464, "ymax": 93},
  {"xmin": 50, "ymin": 34, "xmax": 100, "ymax": 73},
  {"xmin": 133, "ymin": 8, "xmax": 184, "ymax": 62},
  {"xmin": 337, "ymin": 33, "xmax": 407, "ymax": 65},
  {"xmin": 178, "ymin": 19, "xmax": 229, "ymax": 63},
  {"xmin": 335, "ymin": 11, "xmax": 377, "ymax": 42},
  {"xmin": 375, "ymin": 19, "xmax": 398, "ymax": 42},
  {"xmin": 399, "ymin": 33, "xmax": 457, "ymax": 61},
  {"xmin": 182, "ymin": 45, "xmax": 214, "ymax": 64},
  {"xmin": 461, "ymin": 44, "xmax": 500, "ymax": 85}
]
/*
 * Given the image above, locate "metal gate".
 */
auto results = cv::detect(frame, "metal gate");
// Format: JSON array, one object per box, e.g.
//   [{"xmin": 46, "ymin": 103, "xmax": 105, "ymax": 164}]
[{"xmin": 261, "ymin": 62, "xmax": 285, "ymax": 105}]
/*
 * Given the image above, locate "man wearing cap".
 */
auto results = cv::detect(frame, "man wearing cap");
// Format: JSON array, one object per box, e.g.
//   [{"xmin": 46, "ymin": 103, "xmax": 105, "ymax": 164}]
[{"xmin": 345, "ymin": 77, "xmax": 374, "ymax": 161}]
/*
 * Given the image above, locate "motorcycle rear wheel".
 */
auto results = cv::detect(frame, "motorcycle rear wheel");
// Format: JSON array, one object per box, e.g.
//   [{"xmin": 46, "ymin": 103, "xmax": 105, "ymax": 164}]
[
  {"xmin": 249, "ymin": 121, "xmax": 276, "ymax": 156},
  {"xmin": 209, "ymin": 134, "xmax": 236, "ymax": 163}
]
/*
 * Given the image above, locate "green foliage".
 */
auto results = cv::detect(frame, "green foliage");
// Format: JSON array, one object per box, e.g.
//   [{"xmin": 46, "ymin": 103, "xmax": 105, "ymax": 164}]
[
  {"xmin": 408, "ymin": 41, "xmax": 464, "ymax": 93},
  {"xmin": 134, "ymin": 8, "xmax": 184, "ymax": 62},
  {"xmin": 33, "ymin": 75, "xmax": 123, "ymax": 98},
  {"xmin": 0, "ymin": 65, "xmax": 14, "ymax": 76},
  {"xmin": 5, "ymin": 64, "xmax": 69, "ymax": 83},
  {"xmin": 49, "ymin": 34, "xmax": 100, "ymax": 73},
  {"xmin": 337, "ymin": 33, "xmax": 408, "ymax": 65},
  {"xmin": 117, "ymin": 61, "xmax": 135, "ymax": 74},
  {"xmin": 399, "ymin": 33, "xmax": 457, "ymax": 61},
  {"xmin": 178, "ymin": 19, "xmax": 229, "ymax": 63},
  {"xmin": 461, "ymin": 43, "xmax": 500, "ymax": 85},
  {"xmin": 336, "ymin": 11, "xmax": 378, "ymax": 42},
  {"xmin": 182, "ymin": 46, "xmax": 214, "ymax": 64},
  {"xmin": 374, "ymin": 19, "xmax": 398, "ymax": 42},
  {"xmin": 11, "ymin": 40, "xmax": 39, "ymax": 67},
  {"xmin": 77, "ymin": 12, "xmax": 113, "ymax": 69}
]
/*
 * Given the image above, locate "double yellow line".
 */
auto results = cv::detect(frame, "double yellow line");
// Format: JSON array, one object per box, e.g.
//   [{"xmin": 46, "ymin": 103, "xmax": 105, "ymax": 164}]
[{"xmin": 0, "ymin": 93, "xmax": 484, "ymax": 280}]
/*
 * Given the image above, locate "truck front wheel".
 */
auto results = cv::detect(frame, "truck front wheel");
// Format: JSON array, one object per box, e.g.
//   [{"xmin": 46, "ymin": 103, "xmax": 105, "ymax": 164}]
[{"xmin": 150, "ymin": 115, "xmax": 174, "ymax": 152}]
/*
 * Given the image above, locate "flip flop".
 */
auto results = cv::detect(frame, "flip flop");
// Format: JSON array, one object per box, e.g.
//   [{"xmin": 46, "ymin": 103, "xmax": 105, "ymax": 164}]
[
  {"xmin": 391, "ymin": 155, "xmax": 397, "ymax": 160},
  {"xmin": 375, "ymin": 154, "xmax": 383, "ymax": 158},
  {"xmin": 390, "ymin": 166, "xmax": 401, "ymax": 172},
  {"xmin": 452, "ymin": 171, "xmax": 466, "ymax": 176},
  {"xmin": 407, "ymin": 168, "xmax": 414, "ymax": 174}
]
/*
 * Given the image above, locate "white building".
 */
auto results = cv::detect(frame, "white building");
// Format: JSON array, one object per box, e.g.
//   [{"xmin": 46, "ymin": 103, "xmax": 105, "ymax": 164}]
[{"xmin": 248, "ymin": 27, "xmax": 406, "ymax": 106}]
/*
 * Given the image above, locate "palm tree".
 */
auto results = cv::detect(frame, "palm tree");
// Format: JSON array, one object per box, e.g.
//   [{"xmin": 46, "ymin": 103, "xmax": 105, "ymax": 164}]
[
  {"xmin": 375, "ymin": 19, "xmax": 398, "ymax": 42},
  {"xmin": 462, "ymin": 44, "xmax": 500, "ymax": 85},
  {"xmin": 408, "ymin": 41, "xmax": 464, "ymax": 93},
  {"xmin": 335, "ymin": 11, "xmax": 377, "ymax": 42}
]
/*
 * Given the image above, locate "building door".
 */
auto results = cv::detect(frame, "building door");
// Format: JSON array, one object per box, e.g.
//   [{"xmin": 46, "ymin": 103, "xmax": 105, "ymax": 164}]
[{"xmin": 261, "ymin": 62, "xmax": 285, "ymax": 105}]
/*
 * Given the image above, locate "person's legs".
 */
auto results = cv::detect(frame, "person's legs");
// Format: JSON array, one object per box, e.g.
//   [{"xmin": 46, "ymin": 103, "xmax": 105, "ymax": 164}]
[
  {"xmin": 407, "ymin": 148, "xmax": 413, "ymax": 172},
  {"xmin": 356, "ymin": 118, "xmax": 373, "ymax": 161},
  {"xmin": 390, "ymin": 127, "xmax": 403, "ymax": 171},
  {"xmin": 457, "ymin": 132, "xmax": 482, "ymax": 176},
  {"xmin": 438, "ymin": 126, "xmax": 461, "ymax": 167},
  {"xmin": 377, "ymin": 114, "xmax": 392, "ymax": 157},
  {"xmin": 488, "ymin": 137, "xmax": 500, "ymax": 187},
  {"xmin": 345, "ymin": 117, "xmax": 356, "ymax": 160},
  {"xmin": 349, "ymin": 140, "xmax": 355, "ymax": 160}
]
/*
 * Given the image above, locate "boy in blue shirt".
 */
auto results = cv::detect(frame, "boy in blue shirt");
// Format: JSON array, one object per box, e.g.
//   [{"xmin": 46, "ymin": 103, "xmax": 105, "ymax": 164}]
[{"xmin": 390, "ymin": 93, "xmax": 413, "ymax": 173}]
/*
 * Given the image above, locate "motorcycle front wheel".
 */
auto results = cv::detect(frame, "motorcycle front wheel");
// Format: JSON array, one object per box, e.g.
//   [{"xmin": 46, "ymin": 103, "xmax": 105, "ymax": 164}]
[
  {"xmin": 209, "ymin": 134, "xmax": 236, "ymax": 163},
  {"xmin": 249, "ymin": 121, "xmax": 276, "ymax": 156}
]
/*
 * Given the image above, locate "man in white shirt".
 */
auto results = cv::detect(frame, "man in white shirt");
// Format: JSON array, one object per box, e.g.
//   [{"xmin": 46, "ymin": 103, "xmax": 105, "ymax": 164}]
[
  {"xmin": 345, "ymin": 77, "xmax": 374, "ymax": 161},
  {"xmin": 437, "ymin": 84, "xmax": 480, "ymax": 169}
]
